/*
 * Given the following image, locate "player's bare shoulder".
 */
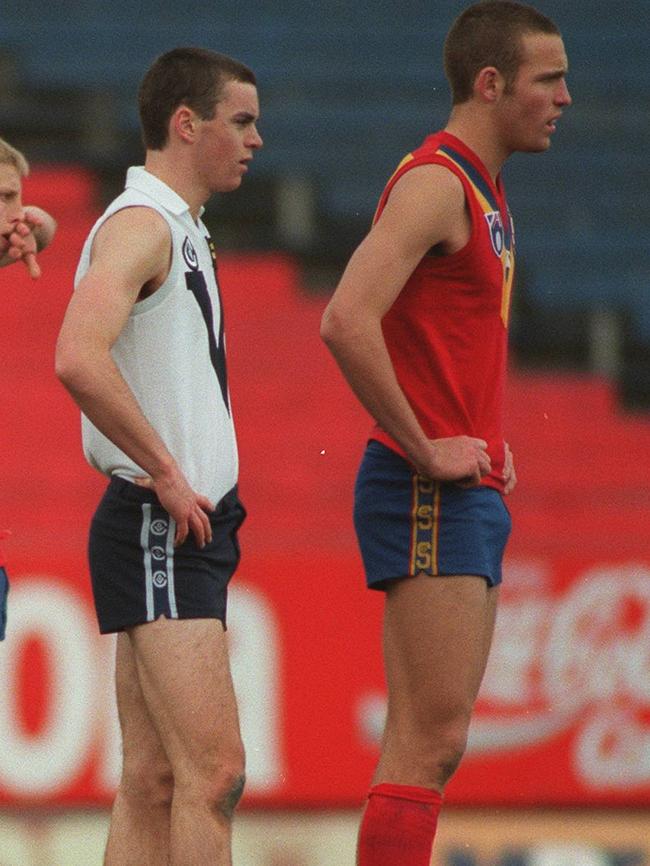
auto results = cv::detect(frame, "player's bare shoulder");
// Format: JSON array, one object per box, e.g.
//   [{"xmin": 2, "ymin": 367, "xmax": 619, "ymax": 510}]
[
  {"xmin": 90, "ymin": 205, "xmax": 172, "ymax": 295},
  {"xmin": 92, "ymin": 206, "xmax": 170, "ymax": 259},
  {"xmin": 378, "ymin": 163, "xmax": 469, "ymax": 257}
]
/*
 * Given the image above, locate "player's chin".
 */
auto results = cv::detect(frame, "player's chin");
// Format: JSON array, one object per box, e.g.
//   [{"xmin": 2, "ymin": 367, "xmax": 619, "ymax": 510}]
[
  {"xmin": 532, "ymin": 133, "xmax": 554, "ymax": 152},
  {"xmin": 215, "ymin": 175, "xmax": 244, "ymax": 193},
  {"xmin": 520, "ymin": 138, "xmax": 552, "ymax": 154}
]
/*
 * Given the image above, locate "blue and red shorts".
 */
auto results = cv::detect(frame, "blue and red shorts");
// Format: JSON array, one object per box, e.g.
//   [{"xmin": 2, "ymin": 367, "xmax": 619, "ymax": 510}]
[{"xmin": 354, "ymin": 440, "xmax": 511, "ymax": 590}]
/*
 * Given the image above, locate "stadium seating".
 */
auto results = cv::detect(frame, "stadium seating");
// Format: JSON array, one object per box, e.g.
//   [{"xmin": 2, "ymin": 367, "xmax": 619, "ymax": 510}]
[{"xmin": 1, "ymin": 1, "xmax": 648, "ymax": 399}]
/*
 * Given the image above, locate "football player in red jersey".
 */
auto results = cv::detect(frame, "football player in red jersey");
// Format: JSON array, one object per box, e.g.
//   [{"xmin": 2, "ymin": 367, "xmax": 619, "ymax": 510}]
[{"xmin": 322, "ymin": 3, "xmax": 570, "ymax": 864}]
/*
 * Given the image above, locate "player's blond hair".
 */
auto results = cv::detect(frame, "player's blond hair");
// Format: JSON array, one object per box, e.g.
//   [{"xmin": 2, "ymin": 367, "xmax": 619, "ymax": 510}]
[{"xmin": 0, "ymin": 137, "xmax": 29, "ymax": 176}]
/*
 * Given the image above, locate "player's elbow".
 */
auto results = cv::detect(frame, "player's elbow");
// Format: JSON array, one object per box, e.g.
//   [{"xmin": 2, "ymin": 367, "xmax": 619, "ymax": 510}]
[
  {"xmin": 54, "ymin": 341, "xmax": 76, "ymax": 390},
  {"xmin": 54, "ymin": 335, "xmax": 89, "ymax": 395},
  {"xmin": 320, "ymin": 301, "xmax": 350, "ymax": 350},
  {"xmin": 321, "ymin": 299, "xmax": 374, "ymax": 357}
]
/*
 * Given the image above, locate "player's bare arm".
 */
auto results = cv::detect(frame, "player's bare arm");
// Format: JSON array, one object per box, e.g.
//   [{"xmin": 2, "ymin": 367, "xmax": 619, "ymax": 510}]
[
  {"xmin": 321, "ymin": 164, "xmax": 490, "ymax": 484},
  {"xmin": 55, "ymin": 206, "xmax": 214, "ymax": 547}
]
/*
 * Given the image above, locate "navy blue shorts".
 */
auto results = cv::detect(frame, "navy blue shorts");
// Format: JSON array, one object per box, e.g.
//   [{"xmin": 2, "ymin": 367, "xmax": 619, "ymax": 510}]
[
  {"xmin": 354, "ymin": 440, "xmax": 511, "ymax": 590},
  {"xmin": 0, "ymin": 566, "xmax": 8, "ymax": 641},
  {"xmin": 88, "ymin": 477, "xmax": 246, "ymax": 634}
]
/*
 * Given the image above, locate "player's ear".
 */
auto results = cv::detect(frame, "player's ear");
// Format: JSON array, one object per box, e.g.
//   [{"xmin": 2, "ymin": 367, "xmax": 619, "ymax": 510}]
[
  {"xmin": 474, "ymin": 66, "xmax": 505, "ymax": 103},
  {"xmin": 172, "ymin": 106, "xmax": 197, "ymax": 143}
]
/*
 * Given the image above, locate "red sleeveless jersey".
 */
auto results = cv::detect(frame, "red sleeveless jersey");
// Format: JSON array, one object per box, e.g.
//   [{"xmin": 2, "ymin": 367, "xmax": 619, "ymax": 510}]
[{"xmin": 370, "ymin": 131, "xmax": 515, "ymax": 492}]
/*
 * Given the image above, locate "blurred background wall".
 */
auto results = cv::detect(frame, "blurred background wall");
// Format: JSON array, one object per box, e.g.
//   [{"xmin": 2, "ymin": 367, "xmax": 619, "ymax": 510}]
[
  {"xmin": 1, "ymin": 0, "xmax": 649, "ymax": 396},
  {"xmin": 1, "ymin": 2, "xmax": 650, "ymax": 864}
]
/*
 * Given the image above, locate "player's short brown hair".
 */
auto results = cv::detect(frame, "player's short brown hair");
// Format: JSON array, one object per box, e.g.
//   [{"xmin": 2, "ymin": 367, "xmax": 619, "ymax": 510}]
[
  {"xmin": 444, "ymin": 1, "xmax": 561, "ymax": 104},
  {"xmin": 0, "ymin": 137, "xmax": 29, "ymax": 176},
  {"xmin": 138, "ymin": 46, "xmax": 257, "ymax": 150}
]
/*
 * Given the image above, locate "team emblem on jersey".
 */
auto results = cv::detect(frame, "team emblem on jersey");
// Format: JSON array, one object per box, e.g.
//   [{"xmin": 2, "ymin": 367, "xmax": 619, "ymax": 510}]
[
  {"xmin": 182, "ymin": 236, "xmax": 199, "ymax": 271},
  {"xmin": 484, "ymin": 211, "xmax": 505, "ymax": 257}
]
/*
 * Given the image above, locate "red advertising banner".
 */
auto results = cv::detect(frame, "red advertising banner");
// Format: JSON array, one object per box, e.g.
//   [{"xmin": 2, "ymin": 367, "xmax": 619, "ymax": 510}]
[
  {"xmin": 3, "ymin": 554, "xmax": 650, "ymax": 808},
  {"xmin": 1, "ymin": 168, "xmax": 650, "ymax": 809}
]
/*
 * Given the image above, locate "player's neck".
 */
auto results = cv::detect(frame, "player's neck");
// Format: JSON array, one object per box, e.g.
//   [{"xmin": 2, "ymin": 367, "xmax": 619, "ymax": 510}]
[
  {"xmin": 445, "ymin": 107, "xmax": 510, "ymax": 181},
  {"xmin": 143, "ymin": 151, "xmax": 208, "ymax": 223}
]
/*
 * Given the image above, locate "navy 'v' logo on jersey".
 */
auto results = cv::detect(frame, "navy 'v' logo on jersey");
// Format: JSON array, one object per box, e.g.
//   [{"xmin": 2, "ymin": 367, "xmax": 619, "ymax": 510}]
[{"xmin": 184, "ymin": 239, "xmax": 230, "ymax": 413}]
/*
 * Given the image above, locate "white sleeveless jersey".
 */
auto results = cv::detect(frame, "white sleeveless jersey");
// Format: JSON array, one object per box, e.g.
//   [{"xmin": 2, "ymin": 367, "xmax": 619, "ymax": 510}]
[{"xmin": 76, "ymin": 167, "xmax": 238, "ymax": 502}]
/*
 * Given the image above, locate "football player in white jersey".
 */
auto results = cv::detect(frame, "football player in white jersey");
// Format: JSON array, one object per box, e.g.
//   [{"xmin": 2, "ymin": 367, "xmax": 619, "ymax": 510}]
[{"xmin": 56, "ymin": 49, "xmax": 262, "ymax": 865}]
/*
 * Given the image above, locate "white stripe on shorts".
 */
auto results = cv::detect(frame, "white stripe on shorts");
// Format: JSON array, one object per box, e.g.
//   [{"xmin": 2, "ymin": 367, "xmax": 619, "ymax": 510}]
[
  {"xmin": 139, "ymin": 505, "xmax": 178, "ymax": 622},
  {"xmin": 165, "ymin": 517, "xmax": 178, "ymax": 618},
  {"xmin": 140, "ymin": 503, "xmax": 154, "ymax": 622}
]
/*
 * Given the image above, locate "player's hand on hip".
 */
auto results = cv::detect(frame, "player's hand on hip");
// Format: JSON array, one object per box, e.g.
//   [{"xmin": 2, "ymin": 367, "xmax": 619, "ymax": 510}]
[
  {"xmin": 423, "ymin": 436, "xmax": 491, "ymax": 486},
  {"xmin": 503, "ymin": 441, "xmax": 517, "ymax": 495},
  {"xmin": 134, "ymin": 471, "xmax": 215, "ymax": 547}
]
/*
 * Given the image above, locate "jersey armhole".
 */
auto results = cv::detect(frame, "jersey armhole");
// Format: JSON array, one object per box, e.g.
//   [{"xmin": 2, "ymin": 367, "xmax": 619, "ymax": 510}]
[
  {"xmin": 93, "ymin": 204, "xmax": 175, "ymax": 314},
  {"xmin": 377, "ymin": 156, "xmax": 476, "ymax": 262}
]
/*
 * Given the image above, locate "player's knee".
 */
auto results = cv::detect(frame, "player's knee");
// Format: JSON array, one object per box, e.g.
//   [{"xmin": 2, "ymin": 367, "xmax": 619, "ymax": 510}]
[
  {"xmin": 196, "ymin": 764, "xmax": 246, "ymax": 820},
  {"xmin": 216, "ymin": 770, "xmax": 246, "ymax": 819},
  {"xmin": 212, "ymin": 748, "xmax": 246, "ymax": 815},
  {"xmin": 120, "ymin": 753, "xmax": 174, "ymax": 809},
  {"xmin": 392, "ymin": 711, "xmax": 470, "ymax": 788},
  {"xmin": 433, "ymin": 740, "xmax": 467, "ymax": 786},
  {"xmin": 181, "ymin": 747, "xmax": 246, "ymax": 819},
  {"xmin": 426, "ymin": 723, "xmax": 470, "ymax": 787}
]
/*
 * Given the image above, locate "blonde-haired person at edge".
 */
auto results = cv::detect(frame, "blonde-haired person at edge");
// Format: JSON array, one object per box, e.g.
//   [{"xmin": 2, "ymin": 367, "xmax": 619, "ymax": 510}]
[{"xmin": 0, "ymin": 136, "xmax": 57, "ymax": 640}]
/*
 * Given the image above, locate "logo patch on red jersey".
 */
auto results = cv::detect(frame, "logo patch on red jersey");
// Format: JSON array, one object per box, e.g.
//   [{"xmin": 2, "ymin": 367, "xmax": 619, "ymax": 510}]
[{"xmin": 484, "ymin": 211, "xmax": 505, "ymax": 257}]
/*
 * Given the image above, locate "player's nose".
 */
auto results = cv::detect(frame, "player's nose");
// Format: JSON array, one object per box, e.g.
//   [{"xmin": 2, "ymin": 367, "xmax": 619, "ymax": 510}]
[{"xmin": 248, "ymin": 125, "xmax": 263, "ymax": 150}]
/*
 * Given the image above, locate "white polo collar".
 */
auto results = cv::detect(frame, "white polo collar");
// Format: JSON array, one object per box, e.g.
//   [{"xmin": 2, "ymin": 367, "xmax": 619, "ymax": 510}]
[{"xmin": 125, "ymin": 166, "xmax": 205, "ymax": 218}]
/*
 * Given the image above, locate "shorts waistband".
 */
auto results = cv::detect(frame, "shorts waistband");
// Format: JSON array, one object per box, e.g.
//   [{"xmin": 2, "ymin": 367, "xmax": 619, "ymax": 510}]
[{"xmin": 107, "ymin": 476, "xmax": 239, "ymax": 515}]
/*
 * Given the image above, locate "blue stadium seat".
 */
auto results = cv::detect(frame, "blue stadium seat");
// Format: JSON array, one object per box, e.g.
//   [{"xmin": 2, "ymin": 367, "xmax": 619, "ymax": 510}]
[{"xmin": 0, "ymin": 1, "xmax": 648, "ymax": 326}]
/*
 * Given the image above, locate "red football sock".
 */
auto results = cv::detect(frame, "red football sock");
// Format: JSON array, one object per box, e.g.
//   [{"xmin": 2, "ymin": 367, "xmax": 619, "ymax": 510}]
[{"xmin": 357, "ymin": 782, "xmax": 443, "ymax": 866}]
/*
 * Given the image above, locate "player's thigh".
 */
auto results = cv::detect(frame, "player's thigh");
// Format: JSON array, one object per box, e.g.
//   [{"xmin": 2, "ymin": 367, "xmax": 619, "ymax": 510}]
[
  {"xmin": 383, "ymin": 573, "xmax": 499, "ymax": 729},
  {"xmin": 114, "ymin": 632, "xmax": 172, "ymax": 784},
  {"xmin": 128, "ymin": 617, "xmax": 243, "ymax": 774}
]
